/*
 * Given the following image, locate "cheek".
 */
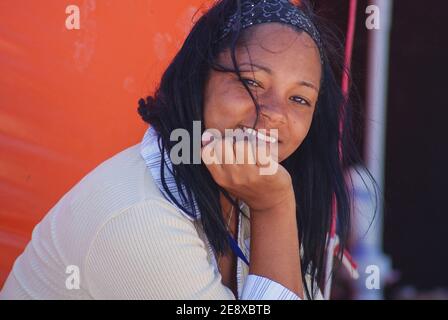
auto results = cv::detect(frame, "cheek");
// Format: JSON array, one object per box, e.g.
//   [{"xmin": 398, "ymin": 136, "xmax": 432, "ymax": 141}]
[
  {"xmin": 203, "ymin": 78, "xmax": 254, "ymax": 130},
  {"xmin": 286, "ymin": 110, "xmax": 314, "ymax": 149}
]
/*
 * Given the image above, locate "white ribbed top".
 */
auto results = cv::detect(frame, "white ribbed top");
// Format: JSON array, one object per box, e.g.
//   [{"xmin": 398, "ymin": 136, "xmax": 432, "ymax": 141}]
[{"xmin": 0, "ymin": 143, "xmax": 322, "ymax": 300}]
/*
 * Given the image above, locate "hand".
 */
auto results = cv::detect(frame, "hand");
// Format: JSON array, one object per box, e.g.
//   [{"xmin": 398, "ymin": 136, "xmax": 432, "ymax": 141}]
[{"xmin": 201, "ymin": 129, "xmax": 294, "ymax": 212}]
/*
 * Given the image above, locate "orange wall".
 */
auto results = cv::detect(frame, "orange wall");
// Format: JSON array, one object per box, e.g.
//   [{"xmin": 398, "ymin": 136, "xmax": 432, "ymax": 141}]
[{"xmin": 0, "ymin": 0, "xmax": 208, "ymax": 287}]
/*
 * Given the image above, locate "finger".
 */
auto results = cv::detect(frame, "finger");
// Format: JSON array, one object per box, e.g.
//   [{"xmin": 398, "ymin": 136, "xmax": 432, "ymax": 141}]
[
  {"xmin": 201, "ymin": 128, "xmax": 222, "ymax": 164},
  {"xmin": 201, "ymin": 128, "xmax": 222, "ymax": 147},
  {"xmin": 251, "ymin": 131, "xmax": 280, "ymax": 176},
  {"xmin": 201, "ymin": 138, "xmax": 219, "ymax": 165},
  {"xmin": 201, "ymin": 130, "xmax": 214, "ymax": 148},
  {"xmin": 222, "ymin": 134, "xmax": 236, "ymax": 165},
  {"xmin": 247, "ymin": 133, "xmax": 258, "ymax": 166},
  {"xmin": 248, "ymin": 131, "xmax": 279, "ymax": 167},
  {"xmin": 233, "ymin": 129, "xmax": 255, "ymax": 165},
  {"xmin": 201, "ymin": 138, "xmax": 229, "ymax": 184},
  {"xmin": 256, "ymin": 136, "xmax": 272, "ymax": 167}
]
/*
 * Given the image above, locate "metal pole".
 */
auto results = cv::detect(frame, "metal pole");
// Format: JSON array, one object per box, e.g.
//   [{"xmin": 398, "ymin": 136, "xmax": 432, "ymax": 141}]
[{"xmin": 352, "ymin": 0, "xmax": 394, "ymax": 300}]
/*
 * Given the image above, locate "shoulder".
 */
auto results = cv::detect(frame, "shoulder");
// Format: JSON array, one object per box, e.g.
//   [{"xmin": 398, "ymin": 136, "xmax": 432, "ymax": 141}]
[
  {"xmin": 63, "ymin": 141, "xmax": 202, "ymax": 257},
  {"xmin": 37, "ymin": 142, "xmax": 191, "ymax": 271},
  {"xmin": 61, "ymin": 143, "xmax": 168, "ymax": 222},
  {"xmin": 70, "ymin": 144, "xmax": 158, "ymax": 203}
]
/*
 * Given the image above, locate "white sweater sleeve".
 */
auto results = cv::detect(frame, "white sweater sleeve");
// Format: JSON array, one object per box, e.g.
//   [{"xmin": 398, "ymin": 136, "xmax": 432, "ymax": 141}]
[{"xmin": 84, "ymin": 199, "xmax": 301, "ymax": 300}]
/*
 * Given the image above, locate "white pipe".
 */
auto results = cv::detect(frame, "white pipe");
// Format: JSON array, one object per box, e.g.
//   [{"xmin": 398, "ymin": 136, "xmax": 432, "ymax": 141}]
[{"xmin": 352, "ymin": 0, "xmax": 393, "ymax": 300}]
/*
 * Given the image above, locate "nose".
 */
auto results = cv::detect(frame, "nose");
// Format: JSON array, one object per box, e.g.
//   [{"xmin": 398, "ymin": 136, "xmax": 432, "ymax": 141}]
[{"xmin": 258, "ymin": 99, "xmax": 287, "ymax": 127}]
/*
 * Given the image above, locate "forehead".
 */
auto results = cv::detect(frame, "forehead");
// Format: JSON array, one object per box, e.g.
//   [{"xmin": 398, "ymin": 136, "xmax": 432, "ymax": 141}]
[{"xmin": 218, "ymin": 22, "xmax": 322, "ymax": 83}]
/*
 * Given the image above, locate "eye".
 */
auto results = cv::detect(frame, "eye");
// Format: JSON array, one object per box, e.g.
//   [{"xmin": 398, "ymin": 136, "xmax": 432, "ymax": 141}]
[
  {"xmin": 241, "ymin": 78, "xmax": 262, "ymax": 88},
  {"xmin": 290, "ymin": 96, "xmax": 311, "ymax": 106}
]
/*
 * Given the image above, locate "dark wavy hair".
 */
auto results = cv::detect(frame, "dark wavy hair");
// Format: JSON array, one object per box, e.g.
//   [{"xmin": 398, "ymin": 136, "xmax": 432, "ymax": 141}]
[{"xmin": 138, "ymin": 0, "xmax": 377, "ymax": 299}]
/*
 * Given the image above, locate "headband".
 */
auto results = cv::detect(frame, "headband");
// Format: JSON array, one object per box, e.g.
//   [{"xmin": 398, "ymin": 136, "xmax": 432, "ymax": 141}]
[{"xmin": 217, "ymin": 0, "xmax": 324, "ymax": 64}]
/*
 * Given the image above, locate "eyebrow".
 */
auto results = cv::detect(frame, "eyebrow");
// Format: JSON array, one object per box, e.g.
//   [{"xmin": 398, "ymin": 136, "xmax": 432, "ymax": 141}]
[{"xmin": 238, "ymin": 62, "xmax": 319, "ymax": 92}]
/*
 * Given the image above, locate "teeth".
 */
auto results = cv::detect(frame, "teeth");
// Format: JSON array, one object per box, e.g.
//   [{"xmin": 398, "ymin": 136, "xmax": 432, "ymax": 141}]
[{"xmin": 243, "ymin": 127, "xmax": 277, "ymax": 143}]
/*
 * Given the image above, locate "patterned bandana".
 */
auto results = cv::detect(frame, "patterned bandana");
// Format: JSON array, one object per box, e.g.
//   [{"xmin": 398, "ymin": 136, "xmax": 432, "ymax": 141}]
[{"xmin": 217, "ymin": 0, "xmax": 324, "ymax": 63}]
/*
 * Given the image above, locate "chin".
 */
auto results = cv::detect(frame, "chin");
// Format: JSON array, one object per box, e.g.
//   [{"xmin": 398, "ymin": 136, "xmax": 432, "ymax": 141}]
[{"xmin": 278, "ymin": 147, "xmax": 296, "ymax": 163}]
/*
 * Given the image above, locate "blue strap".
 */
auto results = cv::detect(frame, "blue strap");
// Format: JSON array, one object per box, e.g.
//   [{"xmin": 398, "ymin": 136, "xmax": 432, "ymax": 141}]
[{"xmin": 227, "ymin": 233, "xmax": 250, "ymax": 266}]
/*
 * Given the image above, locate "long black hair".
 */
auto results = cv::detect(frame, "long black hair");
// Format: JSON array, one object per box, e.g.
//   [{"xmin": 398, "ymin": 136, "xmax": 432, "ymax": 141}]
[{"xmin": 138, "ymin": 0, "xmax": 377, "ymax": 299}]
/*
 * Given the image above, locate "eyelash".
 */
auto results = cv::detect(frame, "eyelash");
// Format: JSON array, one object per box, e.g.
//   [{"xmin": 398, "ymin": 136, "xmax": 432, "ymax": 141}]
[
  {"xmin": 241, "ymin": 78, "xmax": 261, "ymax": 88},
  {"xmin": 241, "ymin": 78, "xmax": 311, "ymax": 107},
  {"xmin": 289, "ymin": 96, "xmax": 311, "ymax": 106}
]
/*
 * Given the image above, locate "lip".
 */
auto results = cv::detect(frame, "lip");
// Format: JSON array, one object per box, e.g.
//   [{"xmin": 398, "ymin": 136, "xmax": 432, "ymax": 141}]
[{"xmin": 237, "ymin": 125, "xmax": 282, "ymax": 143}]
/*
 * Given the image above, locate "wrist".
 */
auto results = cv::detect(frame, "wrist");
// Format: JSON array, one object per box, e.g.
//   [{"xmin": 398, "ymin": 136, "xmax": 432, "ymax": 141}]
[{"xmin": 249, "ymin": 189, "xmax": 296, "ymax": 216}]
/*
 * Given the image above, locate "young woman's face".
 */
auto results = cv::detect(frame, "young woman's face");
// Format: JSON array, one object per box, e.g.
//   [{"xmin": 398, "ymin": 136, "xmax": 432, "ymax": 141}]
[{"xmin": 203, "ymin": 23, "xmax": 322, "ymax": 162}]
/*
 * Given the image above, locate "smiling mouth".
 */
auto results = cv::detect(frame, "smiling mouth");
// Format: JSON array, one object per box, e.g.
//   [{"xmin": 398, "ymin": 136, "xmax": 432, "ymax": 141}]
[{"xmin": 238, "ymin": 126, "xmax": 281, "ymax": 143}]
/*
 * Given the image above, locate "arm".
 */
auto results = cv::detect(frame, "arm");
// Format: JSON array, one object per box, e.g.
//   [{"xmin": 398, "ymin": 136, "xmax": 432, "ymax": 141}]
[
  {"xmin": 248, "ymin": 190, "xmax": 304, "ymax": 299},
  {"xmin": 201, "ymin": 132, "xmax": 304, "ymax": 299}
]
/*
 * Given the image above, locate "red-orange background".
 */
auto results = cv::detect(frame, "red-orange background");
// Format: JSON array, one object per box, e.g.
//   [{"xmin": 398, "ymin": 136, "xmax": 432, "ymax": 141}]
[{"xmin": 0, "ymin": 0, "xmax": 208, "ymax": 287}]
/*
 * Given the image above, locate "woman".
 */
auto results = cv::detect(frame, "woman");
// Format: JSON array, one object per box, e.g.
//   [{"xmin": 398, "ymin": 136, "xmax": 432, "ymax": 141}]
[{"xmin": 1, "ymin": 0, "xmax": 373, "ymax": 300}]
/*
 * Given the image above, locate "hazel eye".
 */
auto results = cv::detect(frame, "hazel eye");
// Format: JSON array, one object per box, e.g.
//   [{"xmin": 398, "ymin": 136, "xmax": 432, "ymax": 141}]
[{"xmin": 290, "ymin": 96, "xmax": 311, "ymax": 106}]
